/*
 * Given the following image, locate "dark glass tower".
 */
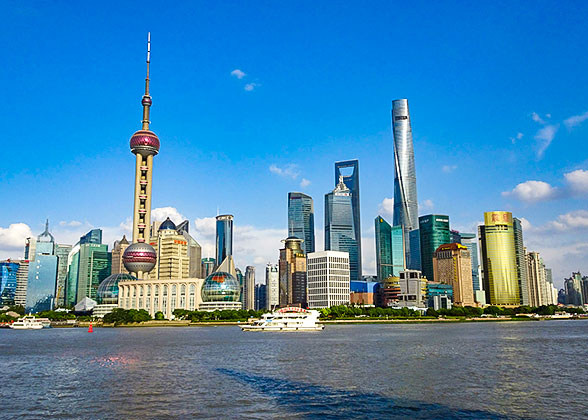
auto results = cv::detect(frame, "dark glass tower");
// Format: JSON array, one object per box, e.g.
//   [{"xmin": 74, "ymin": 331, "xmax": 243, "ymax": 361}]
[
  {"xmin": 335, "ymin": 160, "xmax": 361, "ymax": 279},
  {"xmin": 215, "ymin": 214, "xmax": 234, "ymax": 267},
  {"xmin": 288, "ymin": 192, "xmax": 315, "ymax": 254},
  {"xmin": 375, "ymin": 216, "xmax": 405, "ymax": 282},
  {"xmin": 392, "ymin": 99, "xmax": 419, "ymax": 270},
  {"xmin": 325, "ymin": 176, "xmax": 359, "ymax": 281},
  {"xmin": 418, "ymin": 215, "xmax": 450, "ymax": 282}
]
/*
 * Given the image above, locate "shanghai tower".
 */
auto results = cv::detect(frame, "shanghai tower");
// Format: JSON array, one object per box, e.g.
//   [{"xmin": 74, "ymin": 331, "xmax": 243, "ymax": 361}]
[{"xmin": 391, "ymin": 99, "xmax": 419, "ymax": 269}]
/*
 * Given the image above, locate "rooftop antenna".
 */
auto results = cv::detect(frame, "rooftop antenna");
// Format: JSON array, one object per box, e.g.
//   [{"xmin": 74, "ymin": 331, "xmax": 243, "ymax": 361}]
[{"xmin": 141, "ymin": 32, "xmax": 152, "ymax": 130}]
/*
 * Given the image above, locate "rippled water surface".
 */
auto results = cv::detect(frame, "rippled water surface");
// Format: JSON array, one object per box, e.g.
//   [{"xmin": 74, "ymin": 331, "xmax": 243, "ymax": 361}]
[{"xmin": 1, "ymin": 320, "xmax": 587, "ymax": 419}]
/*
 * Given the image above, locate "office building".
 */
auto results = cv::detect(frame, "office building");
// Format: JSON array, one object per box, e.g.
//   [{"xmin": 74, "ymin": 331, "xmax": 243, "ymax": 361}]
[
  {"xmin": 111, "ymin": 235, "xmax": 130, "ymax": 274},
  {"xmin": 375, "ymin": 216, "xmax": 405, "ymax": 282},
  {"xmin": 76, "ymin": 243, "xmax": 111, "ymax": 302},
  {"xmin": 54, "ymin": 244, "xmax": 72, "ymax": 307},
  {"xmin": 288, "ymin": 192, "xmax": 315, "ymax": 255},
  {"xmin": 396, "ymin": 269, "xmax": 427, "ymax": 308},
  {"xmin": 0, "ymin": 261, "xmax": 19, "ymax": 306},
  {"xmin": 564, "ymin": 272, "xmax": 584, "ymax": 306},
  {"xmin": 80, "ymin": 229, "xmax": 102, "ymax": 245},
  {"xmin": 513, "ymin": 218, "xmax": 530, "ymax": 305},
  {"xmin": 426, "ymin": 282, "xmax": 454, "ymax": 310},
  {"xmin": 392, "ymin": 99, "xmax": 419, "ymax": 270},
  {"xmin": 460, "ymin": 233, "xmax": 480, "ymax": 291},
  {"xmin": 450, "ymin": 230, "xmax": 462, "ymax": 244},
  {"xmin": 265, "ymin": 263, "xmax": 279, "ymax": 310},
  {"xmin": 254, "ymin": 284, "xmax": 267, "ymax": 311},
  {"xmin": 479, "ymin": 211, "xmax": 520, "ymax": 306},
  {"xmin": 178, "ymin": 222, "xmax": 202, "ymax": 279},
  {"xmin": 121, "ymin": 34, "xmax": 159, "ymax": 280},
  {"xmin": 151, "ymin": 218, "xmax": 188, "ymax": 279},
  {"xmin": 325, "ymin": 176, "xmax": 359, "ymax": 281},
  {"xmin": 334, "ymin": 160, "xmax": 362, "ymax": 278},
  {"xmin": 279, "ymin": 237, "xmax": 307, "ymax": 307},
  {"xmin": 24, "ymin": 237, "xmax": 36, "ymax": 261},
  {"xmin": 375, "ymin": 276, "xmax": 401, "ymax": 307},
  {"xmin": 307, "ymin": 250, "xmax": 350, "ymax": 309},
  {"xmin": 433, "ymin": 243, "xmax": 475, "ymax": 306},
  {"xmin": 201, "ymin": 258, "xmax": 216, "ymax": 278},
  {"xmin": 14, "ymin": 260, "xmax": 29, "ymax": 306},
  {"xmin": 419, "ymin": 215, "xmax": 450, "ymax": 282},
  {"xmin": 350, "ymin": 280, "xmax": 378, "ymax": 306},
  {"xmin": 215, "ymin": 214, "xmax": 233, "ymax": 268},
  {"xmin": 244, "ymin": 266, "xmax": 256, "ymax": 310},
  {"xmin": 26, "ymin": 220, "xmax": 58, "ymax": 313},
  {"xmin": 581, "ymin": 274, "xmax": 588, "ymax": 305},
  {"xmin": 408, "ymin": 229, "xmax": 421, "ymax": 270}
]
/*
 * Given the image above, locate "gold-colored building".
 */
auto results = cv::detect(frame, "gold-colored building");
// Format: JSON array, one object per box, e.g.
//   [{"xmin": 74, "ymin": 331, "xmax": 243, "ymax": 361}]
[
  {"xmin": 111, "ymin": 235, "xmax": 130, "ymax": 274},
  {"xmin": 479, "ymin": 211, "xmax": 520, "ymax": 306},
  {"xmin": 433, "ymin": 243, "xmax": 475, "ymax": 307},
  {"xmin": 279, "ymin": 237, "xmax": 307, "ymax": 307}
]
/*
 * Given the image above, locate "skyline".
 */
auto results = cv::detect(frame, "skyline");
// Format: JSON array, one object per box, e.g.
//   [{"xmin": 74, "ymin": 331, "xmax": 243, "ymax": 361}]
[{"xmin": 1, "ymin": 2, "xmax": 588, "ymax": 287}]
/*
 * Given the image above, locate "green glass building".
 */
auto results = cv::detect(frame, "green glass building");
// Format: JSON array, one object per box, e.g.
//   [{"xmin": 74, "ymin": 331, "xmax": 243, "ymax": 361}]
[
  {"xmin": 375, "ymin": 216, "xmax": 404, "ymax": 281},
  {"xmin": 419, "ymin": 215, "xmax": 450, "ymax": 282},
  {"xmin": 75, "ymin": 243, "xmax": 111, "ymax": 303}
]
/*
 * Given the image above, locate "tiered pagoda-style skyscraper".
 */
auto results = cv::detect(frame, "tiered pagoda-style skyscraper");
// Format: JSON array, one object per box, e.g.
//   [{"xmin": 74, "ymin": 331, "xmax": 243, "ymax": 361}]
[{"xmin": 122, "ymin": 33, "xmax": 159, "ymax": 279}]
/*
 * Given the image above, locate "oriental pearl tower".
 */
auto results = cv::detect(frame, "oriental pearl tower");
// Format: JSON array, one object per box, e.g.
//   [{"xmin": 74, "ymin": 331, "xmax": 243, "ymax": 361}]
[{"xmin": 122, "ymin": 33, "xmax": 159, "ymax": 279}]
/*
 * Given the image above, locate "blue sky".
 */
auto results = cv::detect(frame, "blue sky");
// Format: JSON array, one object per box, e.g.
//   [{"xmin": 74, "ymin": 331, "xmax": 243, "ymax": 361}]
[{"xmin": 1, "ymin": 1, "xmax": 587, "ymax": 286}]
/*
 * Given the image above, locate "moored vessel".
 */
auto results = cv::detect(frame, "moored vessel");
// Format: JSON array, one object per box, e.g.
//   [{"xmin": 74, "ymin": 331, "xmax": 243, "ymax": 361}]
[
  {"xmin": 240, "ymin": 307, "xmax": 324, "ymax": 332},
  {"xmin": 9, "ymin": 316, "xmax": 45, "ymax": 330}
]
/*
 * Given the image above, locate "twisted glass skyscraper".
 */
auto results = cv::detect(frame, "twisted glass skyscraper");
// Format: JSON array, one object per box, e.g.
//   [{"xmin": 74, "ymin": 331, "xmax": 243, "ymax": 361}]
[{"xmin": 392, "ymin": 99, "xmax": 419, "ymax": 270}]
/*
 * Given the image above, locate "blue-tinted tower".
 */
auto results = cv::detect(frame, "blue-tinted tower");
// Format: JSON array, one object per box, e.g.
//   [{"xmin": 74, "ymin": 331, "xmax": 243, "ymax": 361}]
[
  {"xmin": 335, "ymin": 160, "xmax": 362, "ymax": 279},
  {"xmin": 325, "ymin": 176, "xmax": 359, "ymax": 281},
  {"xmin": 215, "ymin": 215, "xmax": 233, "ymax": 268},
  {"xmin": 288, "ymin": 192, "xmax": 315, "ymax": 255},
  {"xmin": 26, "ymin": 220, "xmax": 58, "ymax": 313},
  {"xmin": 0, "ymin": 261, "xmax": 19, "ymax": 306}
]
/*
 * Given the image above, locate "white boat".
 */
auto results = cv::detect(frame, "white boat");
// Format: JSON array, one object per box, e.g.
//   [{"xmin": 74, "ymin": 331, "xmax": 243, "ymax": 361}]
[
  {"xmin": 9, "ymin": 315, "xmax": 44, "ymax": 330},
  {"xmin": 240, "ymin": 307, "xmax": 324, "ymax": 332}
]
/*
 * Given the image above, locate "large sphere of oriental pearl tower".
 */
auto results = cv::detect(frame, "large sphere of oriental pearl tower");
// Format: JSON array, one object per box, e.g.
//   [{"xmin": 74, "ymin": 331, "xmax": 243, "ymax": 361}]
[{"xmin": 123, "ymin": 242, "xmax": 157, "ymax": 274}]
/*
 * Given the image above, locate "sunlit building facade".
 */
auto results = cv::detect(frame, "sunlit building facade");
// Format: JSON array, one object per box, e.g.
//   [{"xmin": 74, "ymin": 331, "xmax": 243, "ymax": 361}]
[
  {"xmin": 265, "ymin": 263, "xmax": 279, "ymax": 310},
  {"xmin": 513, "ymin": 218, "xmax": 530, "ymax": 305},
  {"xmin": 279, "ymin": 237, "xmax": 307, "ymax": 307},
  {"xmin": 459, "ymin": 233, "xmax": 480, "ymax": 291},
  {"xmin": 244, "ymin": 266, "xmax": 255, "ymax": 310},
  {"xmin": 433, "ymin": 243, "xmax": 475, "ymax": 306},
  {"xmin": 479, "ymin": 211, "xmax": 520, "ymax": 306},
  {"xmin": 54, "ymin": 244, "xmax": 72, "ymax": 307},
  {"xmin": 111, "ymin": 235, "xmax": 130, "ymax": 275}
]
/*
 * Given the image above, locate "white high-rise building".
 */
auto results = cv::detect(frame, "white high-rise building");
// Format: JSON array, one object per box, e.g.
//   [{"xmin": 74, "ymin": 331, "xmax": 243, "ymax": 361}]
[
  {"xmin": 265, "ymin": 263, "xmax": 279, "ymax": 310},
  {"xmin": 307, "ymin": 251, "xmax": 350, "ymax": 309}
]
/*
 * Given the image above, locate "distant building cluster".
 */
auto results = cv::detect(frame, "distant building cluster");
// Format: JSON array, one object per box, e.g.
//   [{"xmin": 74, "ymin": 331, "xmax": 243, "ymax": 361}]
[{"xmin": 2, "ymin": 41, "xmax": 584, "ymax": 316}]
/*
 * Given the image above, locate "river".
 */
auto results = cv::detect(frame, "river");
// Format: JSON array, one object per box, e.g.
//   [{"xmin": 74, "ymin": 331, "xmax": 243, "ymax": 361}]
[{"xmin": 1, "ymin": 320, "xmax": 587, "ymax": 419}]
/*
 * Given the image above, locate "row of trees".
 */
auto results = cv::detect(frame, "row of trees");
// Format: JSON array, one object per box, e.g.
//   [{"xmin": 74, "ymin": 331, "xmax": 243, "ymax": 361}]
[
  {"xmin": 319, "ymin": 305, "xmax": 422, "ymax": 319},
  {"xmin": 103, "ymin": 308, "xmax": 152, "ymax": 325},
  {"xmin": 172, "ymin": 308, "xmax": 267, "ymax": 322}
]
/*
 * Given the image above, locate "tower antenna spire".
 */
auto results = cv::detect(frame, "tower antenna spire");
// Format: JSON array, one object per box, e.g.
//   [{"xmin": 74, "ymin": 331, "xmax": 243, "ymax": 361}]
[{"xmin": 142, "ymin": 32, "xmax": 152, "ymax": 130}]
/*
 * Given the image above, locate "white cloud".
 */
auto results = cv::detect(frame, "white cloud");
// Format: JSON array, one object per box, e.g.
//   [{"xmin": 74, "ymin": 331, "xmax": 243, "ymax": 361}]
[
  {"xmin": 151, "ymin": 206, "xmax": 186, "ymax": 223},
  {"xmin": 269, "ymin": 164, "xmax": 300, "ymax": 180},
  {"xmin": 59, "ymin": 220, "xmax": 82, "ymax": 227},
  {"xmin": 534, "ymin": 124, "xmax": 558, "ymax": 158},
  {"xmin": 0, "ymin": 223, "xmax": 33, "ymax": 257},
  {"xmin": 421, "ymin": 199, "xmax": 434, "ymax": 210},
  {"xmin": 510, "ymin": 132, "xmax": 524, "ymax": 144},
  {"xmin": 378, "ymin": 198, "xmax": 394, "ymax": 219},
  {"xmin": 564, "ymin": 111, "xmax": 588, "ymax": 130},
  {"xmin": 244, "ymin": 82, "xmax": 259, "ymax": 92},
  {"xmin": 545, "ymin": 210, "xmax": 588, "ymax": 232},
  {"xmin": 442, "ymin": 165, "xmax": 457, "ymax": 173},
  {"xmin": 300, "ymin": 178, "xmax": 311, "ymax": 188},
  {"xmin": 564, "ymin": 169, "xmax": 588, "ymax": 194},
  {"xmin": 502, "ymin": 180, "xmax": 558, "ymax": 203},
  {"xmin": 531, "ymin": 112, "xmax": 548, "ymax": 125},
  {"xmin": 230, "ymin": 69, "xmax": 246, "ymax": 79}
]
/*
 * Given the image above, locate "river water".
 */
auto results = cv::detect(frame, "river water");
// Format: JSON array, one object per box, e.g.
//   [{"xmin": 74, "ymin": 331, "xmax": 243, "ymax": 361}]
[{"xmin": 1, "ymin": 320, "xmax": 587, "ymax": 419}]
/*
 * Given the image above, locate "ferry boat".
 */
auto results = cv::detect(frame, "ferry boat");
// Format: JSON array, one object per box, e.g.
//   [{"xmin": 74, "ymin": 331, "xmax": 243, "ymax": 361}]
[
  {"xmin": 240, "ymin": 307, "xmax": 324, "ymax": 332},
  {"xmin": 9, "ymin": 316, "xmax": 45, "ymax": 330}
]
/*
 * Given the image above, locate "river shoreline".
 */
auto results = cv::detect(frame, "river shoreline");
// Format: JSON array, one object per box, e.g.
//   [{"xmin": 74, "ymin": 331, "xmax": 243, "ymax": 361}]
[{"xmin": 49, "ymin": 316, "xmax": 587, "ymax": 328}]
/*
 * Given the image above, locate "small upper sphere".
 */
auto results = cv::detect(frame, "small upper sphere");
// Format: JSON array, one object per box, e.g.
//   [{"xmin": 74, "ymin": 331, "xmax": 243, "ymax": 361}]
[
  {"xmin": 141, "ymin": 96, "xmax": 152, "ymax": 106},
  {"xmin": 122, "ymin": 242, "xmax": 157, "ymax": 274},
  {"xmin": 130, "ymin": 130, "xmax": 160, "ymax": 156}
]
